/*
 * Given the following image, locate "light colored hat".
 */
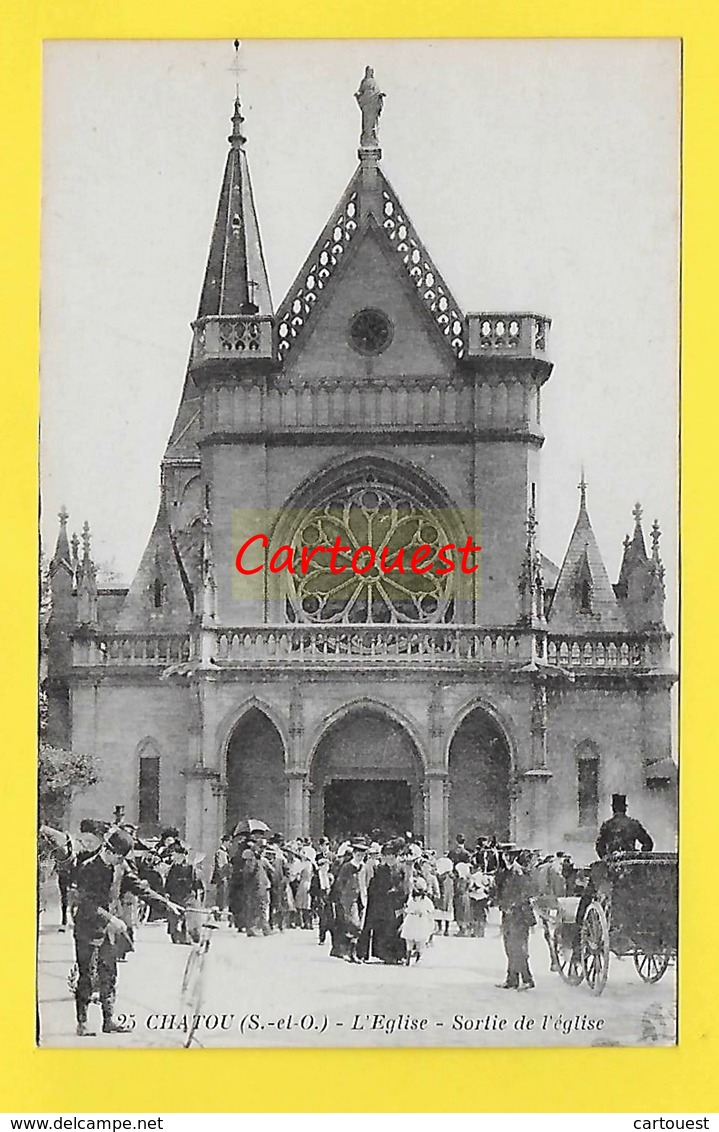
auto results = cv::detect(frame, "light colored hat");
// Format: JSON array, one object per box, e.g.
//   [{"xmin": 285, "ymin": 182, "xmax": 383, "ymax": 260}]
[
  {"xmin": 413, "ymin": 877, "xmax": 428, "ymax": 893},
  {"xmin": 455, "ymin": 862, "xmax": 471, "ymax": 879},
  {"xmin": 301, "ymin": 846, "xmax": 316, "ymax": 863},
  {"xmin": 369, "ymin": 842, "xmax": 381, "ymax": 855},
  {"xmin": 436, "ymin": 857, "xmax": 453, "ymax": 875},
  {"xmin": 337, "ymin": 841, "xmax": 352, "ymax": 857},
  {"xmin": 406, "ymin": 844, "xmax": 422, "ymax": 860}
]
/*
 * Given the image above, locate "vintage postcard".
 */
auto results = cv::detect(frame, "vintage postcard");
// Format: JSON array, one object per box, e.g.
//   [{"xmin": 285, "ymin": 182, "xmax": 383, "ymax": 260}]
[{"xmin": 37, "ymin": 38, "xmax": 679, "ymax": 1050}]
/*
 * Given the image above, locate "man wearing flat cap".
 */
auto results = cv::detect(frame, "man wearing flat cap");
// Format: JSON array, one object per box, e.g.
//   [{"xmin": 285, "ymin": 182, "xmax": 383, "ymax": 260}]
[
  {"xmin": 72, "ymin": 827, "xmax": 182, "ymax": 1036},
  {"xmin": 596, "ymin": 794, "xmax": 654, "ymax": 858}
]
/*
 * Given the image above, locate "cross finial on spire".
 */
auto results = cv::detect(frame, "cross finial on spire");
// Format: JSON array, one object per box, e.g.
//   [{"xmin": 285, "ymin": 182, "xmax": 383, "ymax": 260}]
[
  {"xmin": 578, "ymin": 468, "xmax": 587, "ymax": 509},
  {"xmin": 633, "ymin": 501, "xmax": 643, "ymax": 525},
  {"xmin": 71, "ymin": 531, "xmax": 79, "ymax": 564},
  {"xmin": 228, "ymin": 40, "xmax": 246, "ymax": 148},
  {"xmin": 58, "ymin": 504, "xmax": 69, "ymax": 528}
]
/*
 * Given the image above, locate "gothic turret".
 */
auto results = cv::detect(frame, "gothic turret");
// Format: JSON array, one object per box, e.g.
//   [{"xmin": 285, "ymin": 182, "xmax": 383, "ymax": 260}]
[
  {"xmin": 616, "ymin": 503, "xmax": 666, "ymax": 628},
  {"xmin": 547, "ymin": 475, "xmax": 625, "ymax": 631}
]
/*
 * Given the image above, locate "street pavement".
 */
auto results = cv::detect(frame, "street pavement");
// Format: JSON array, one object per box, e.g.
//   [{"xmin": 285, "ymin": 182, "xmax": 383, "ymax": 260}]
[{"xmin": 37, "ymin": 908, "xmax": 676, "ymax": 1049}]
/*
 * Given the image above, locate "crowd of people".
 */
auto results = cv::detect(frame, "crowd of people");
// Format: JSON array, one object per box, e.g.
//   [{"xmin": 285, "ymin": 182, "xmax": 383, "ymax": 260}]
[{"xmin": 38, "ymin": 792, "xmax": 654, "ymax": 1035}]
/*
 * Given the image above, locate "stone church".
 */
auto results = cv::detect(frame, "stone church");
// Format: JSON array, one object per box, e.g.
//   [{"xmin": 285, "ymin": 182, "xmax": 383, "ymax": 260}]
[{"xmin": 45, "ymin": 71, "xmax": 677, "ymax": 859}]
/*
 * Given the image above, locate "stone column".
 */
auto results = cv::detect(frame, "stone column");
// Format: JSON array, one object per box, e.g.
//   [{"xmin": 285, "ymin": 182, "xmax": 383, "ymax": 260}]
[
  {"xmin": 522, "ymin": 679, "xmax": 552, "ymax": 849},
  {"xmin": 184, "ymin": 768, "xmax": 222, "ymax": 860},
  {"xmin": 286, "ymin": 771, "xmax": 307, "ymax": 839},
  {"xmin": 425, "ymin": 771, "xmax": 449, "ymax": 852}
]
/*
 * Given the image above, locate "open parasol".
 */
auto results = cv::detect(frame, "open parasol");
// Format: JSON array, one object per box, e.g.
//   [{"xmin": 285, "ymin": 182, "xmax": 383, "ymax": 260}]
[{"xmin": 233, "ymin": 818, "xmax": 271, "ymax": 835}]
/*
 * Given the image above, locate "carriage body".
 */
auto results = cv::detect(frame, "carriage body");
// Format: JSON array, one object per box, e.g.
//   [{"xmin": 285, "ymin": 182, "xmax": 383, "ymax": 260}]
[{"xmin": 553, "ymin": 852, "xmax": 677, "ymax": 995}]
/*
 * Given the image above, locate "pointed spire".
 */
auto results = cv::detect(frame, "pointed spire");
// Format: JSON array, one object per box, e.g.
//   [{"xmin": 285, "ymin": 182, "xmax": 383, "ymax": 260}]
[
  {"xmin": 650, "ymin": 519, "xmax": 662, "ymax": 559},
  {"xmin": 81, "ymin": 520, "xmax": 92, "ymax": 563},
  {"xmin": 518, "ymin": 497, "xmax": 544, "ymax": 625},
  {"xmin": 578, "ymin": 468, "xmax": 587, "ymax": 511},
  {"xmin": 50, "ymin": 505, "xmax": 72, "ymax": 575},
  {"xmin": 547, "ymin": 481, "xmax": 625, "ymax": 629},
  {"xmin": 616, "ymin": 502, "xmax": 666, "ymax": 626},
  {"xmin": 76, "ymin": 520, "xmax": 98, "ymax": 626},
  {"xmin": 196, "ymin": 52, "xmax": 272, "ymax": 319}
]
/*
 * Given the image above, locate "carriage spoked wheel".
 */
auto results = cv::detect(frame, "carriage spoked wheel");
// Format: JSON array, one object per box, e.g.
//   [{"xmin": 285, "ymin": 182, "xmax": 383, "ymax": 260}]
[
  {"xmin": 633, "ymin": 946, "xmax": 671, "ymax": 984},
  {"xmin": 552, "ymin": 924, "xmax": 584, "ymax": 985},
  {"xmin": 580, "ymin": 900, "xmax": 610, "ymax": 996}
]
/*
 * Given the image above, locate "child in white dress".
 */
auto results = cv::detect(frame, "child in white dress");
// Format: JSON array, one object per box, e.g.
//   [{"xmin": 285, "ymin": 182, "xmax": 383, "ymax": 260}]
[{"xmin": 400, "ymin": 877, "xmax": 435, "ymax": 963}]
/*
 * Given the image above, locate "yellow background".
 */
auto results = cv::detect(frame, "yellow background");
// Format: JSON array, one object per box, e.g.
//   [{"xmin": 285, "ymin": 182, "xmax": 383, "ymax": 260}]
[{"xmin": 1, "ymin": 0, "xmax": 716, "ymax": 1114}]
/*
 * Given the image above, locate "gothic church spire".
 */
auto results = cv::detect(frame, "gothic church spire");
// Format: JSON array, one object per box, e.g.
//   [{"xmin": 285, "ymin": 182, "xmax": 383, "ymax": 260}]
[{"xmin": 197, "ymin": 91, "xmax": 272, "ymax": 317}]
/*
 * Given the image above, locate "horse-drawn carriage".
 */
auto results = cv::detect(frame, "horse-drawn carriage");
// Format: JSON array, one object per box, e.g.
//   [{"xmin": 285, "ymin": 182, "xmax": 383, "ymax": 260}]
[{"xmin": 552, "ymin": 852, "xmax": 677, "ymax": 995}]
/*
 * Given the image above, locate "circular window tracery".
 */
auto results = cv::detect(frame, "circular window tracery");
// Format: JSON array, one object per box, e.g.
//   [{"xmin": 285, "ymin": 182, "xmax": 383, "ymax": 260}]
[
  {"xmin": 287, "ymin": 476, "xmax": 455, "ymax": 624},
  {"xmin": 348, "ymin": 308, "xmax": 393, "ymax": 355}
]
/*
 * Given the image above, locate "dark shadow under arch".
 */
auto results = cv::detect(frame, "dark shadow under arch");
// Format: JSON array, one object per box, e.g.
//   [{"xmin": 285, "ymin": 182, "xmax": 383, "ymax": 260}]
[
  {"xmin": 448, "ymin": 707, "xmax": 512, "ymax": 845},
  {"xmin": 309, "ymin": 707, "xmax": 424, "ymax": 840},
  {"xmin": 225, "ymin": 707, "xmax": 286, "ymax": 835}
]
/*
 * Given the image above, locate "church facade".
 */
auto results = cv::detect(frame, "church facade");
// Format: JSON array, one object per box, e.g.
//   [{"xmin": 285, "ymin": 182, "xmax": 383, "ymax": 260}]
[{"xmin": 45, "ymin": 73, "xmax": 677, "ymax": 859}]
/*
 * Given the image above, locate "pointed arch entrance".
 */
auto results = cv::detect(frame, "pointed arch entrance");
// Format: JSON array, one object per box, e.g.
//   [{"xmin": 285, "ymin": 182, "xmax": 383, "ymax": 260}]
[
  {"xmin": 310, "ymin": 708, "xmax": 424, "ymax": 840},
  {"xmin": 448, "ymin": 708, "xmax": 512, "ymax": 846},
  {"xmin": 225, "ymin": 708, "xmax": 286, "ymax": 835}
]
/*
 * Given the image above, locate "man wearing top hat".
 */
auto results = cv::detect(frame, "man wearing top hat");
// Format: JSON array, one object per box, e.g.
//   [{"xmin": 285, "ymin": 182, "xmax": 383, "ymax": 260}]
[
  {"xmin": 72, "ymin": 827, "xmax": 182, "ymax": 1036},
  {"xmin": 596, "ymin": 794, "xmax": 654, "ymax": 858}
]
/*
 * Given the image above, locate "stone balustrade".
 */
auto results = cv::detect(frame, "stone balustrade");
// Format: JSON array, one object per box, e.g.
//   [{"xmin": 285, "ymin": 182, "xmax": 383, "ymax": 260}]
[
  {"xmin": 75, "ymin": 633, "xmax": 193, "ymax": 666},
  {"xmin": 213, "ymin": 625, "xmax": 531, "ymax": 667},
  {"xmin": 466, "ymin": 313, "xmax": 550, "ymax": 359},
  {"xmin": 546, "ymin": 636, "xmax": 660, "ymax": 669},
  {"xmin": 192, "ymin": 315, "xmax": 274, "ymax": 363},
  {"xmin": 73, "ymin": 625, "xmax": 666, "ymax": 674}
]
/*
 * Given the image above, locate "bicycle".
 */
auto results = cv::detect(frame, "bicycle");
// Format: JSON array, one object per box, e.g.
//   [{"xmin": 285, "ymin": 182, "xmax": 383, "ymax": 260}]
[{"xmin": 179, "ymin": 910, "xmax": 221, "ymax": 1048}]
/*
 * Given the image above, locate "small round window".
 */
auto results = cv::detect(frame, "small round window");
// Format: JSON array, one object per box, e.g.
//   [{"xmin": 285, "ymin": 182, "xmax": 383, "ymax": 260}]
[{"xmin": 348, "ymin": 308, "xmax": 393, "ymax": 356}]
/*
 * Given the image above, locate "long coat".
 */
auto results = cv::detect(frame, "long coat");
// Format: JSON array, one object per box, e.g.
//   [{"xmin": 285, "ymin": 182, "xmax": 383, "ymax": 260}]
[{"xmin": 357, "ymin": 863, "xmax": 407, "ymax": 963}]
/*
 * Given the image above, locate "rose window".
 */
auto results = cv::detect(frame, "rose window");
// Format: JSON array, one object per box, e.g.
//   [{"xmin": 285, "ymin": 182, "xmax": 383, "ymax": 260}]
[{"xmin": 287, "ymin": 479, "xmax": 455, "ymax": 624}]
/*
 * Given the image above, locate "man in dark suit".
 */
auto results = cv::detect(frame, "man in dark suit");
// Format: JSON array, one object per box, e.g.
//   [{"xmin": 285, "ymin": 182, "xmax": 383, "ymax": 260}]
[
  {"xmin": 72, "ymin": 828, "xmax": 181, "ymax": 1036},
  {"xmin": 596, "ymin": 794, "xmax": 654, "ymax": 858}
]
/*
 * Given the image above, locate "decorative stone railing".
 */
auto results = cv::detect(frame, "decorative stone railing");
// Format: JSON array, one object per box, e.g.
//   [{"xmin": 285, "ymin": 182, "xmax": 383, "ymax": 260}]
[
  {"xmin": 72, "ymin": 626, "xmax": 668, "ymax": 674},
  {"xmin": 191, "ymin": 315, "xmax": 274, "ymax": 363},
  {"xmin": 213, "ymin": 625, "xmax": 532, "ymax": 666},
  {"xmin": 545, "ymin": 636, "xmax": 663, "ymax": 669},
  {"xmin": 465, "ymin": 313, "xmax": 551, "ymax": 359},
  {"xmin": 74, "ymin": 633, "xmax": 193, "ymax": 666}
]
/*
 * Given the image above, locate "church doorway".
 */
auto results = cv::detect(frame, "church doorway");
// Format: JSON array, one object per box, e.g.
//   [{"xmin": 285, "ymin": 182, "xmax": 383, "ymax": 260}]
[
  {"xmin": 225, "ymin": 708, "xmax": 286, "ymax": 835},
  {"xmin": 448, "ymin": 708, "xmax": 512, "ymax": 846},
  {"xmin": 323, "ymin": 779, "xmax": 413, "ymax": 840},
  {"xmin": 310, "ymin": 709, "xmax": 423, "ymax": 840}
]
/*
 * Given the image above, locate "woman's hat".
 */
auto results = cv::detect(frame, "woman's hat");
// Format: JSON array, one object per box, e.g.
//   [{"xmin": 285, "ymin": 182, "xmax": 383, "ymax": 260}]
[
  {"xmin": 436, "ymin": 857, "xmax": 453, "ymax": 875},
  {"xmin": 413, "ymin": 877, "xmax": 428, "ymax": 892}
]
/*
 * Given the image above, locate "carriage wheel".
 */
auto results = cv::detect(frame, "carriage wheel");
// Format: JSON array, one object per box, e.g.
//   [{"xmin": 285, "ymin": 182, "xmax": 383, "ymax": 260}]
[
  {"xmin": 552, "ymin": 925, "xmax": 584, "ymax": 985},
  {"xmin": 581, "ymin": 901, "xmax": 610, "ymax": 996},
  {"xmin": 633, "ymin": 947, "xmax": 671, "ymax": 984}
]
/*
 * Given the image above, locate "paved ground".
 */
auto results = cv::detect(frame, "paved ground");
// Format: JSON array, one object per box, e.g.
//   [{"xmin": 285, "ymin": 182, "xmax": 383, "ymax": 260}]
[{"xmin": 37, "ymin": 905, "xmax": 676, "ymax": 1049}]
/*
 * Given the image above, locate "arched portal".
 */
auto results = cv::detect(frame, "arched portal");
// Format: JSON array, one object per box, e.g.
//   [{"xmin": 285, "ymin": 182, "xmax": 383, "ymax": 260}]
[
  {"xmin": 225, "ymin": 708, "xmax": 286, "ymax": 834},
  {"xmin": 310, "ymin": 709, "xmax": 423, "ymax": 840},
  {"xmin": 448, "ymin": 708, "xmax": 512, "ymax": 845}
]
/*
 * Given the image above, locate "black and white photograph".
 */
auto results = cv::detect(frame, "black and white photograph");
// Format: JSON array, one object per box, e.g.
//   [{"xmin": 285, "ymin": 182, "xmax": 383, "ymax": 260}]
[{"xmin": 38, "ymin": 39, "xmax": 679, "ymax": 1048}]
